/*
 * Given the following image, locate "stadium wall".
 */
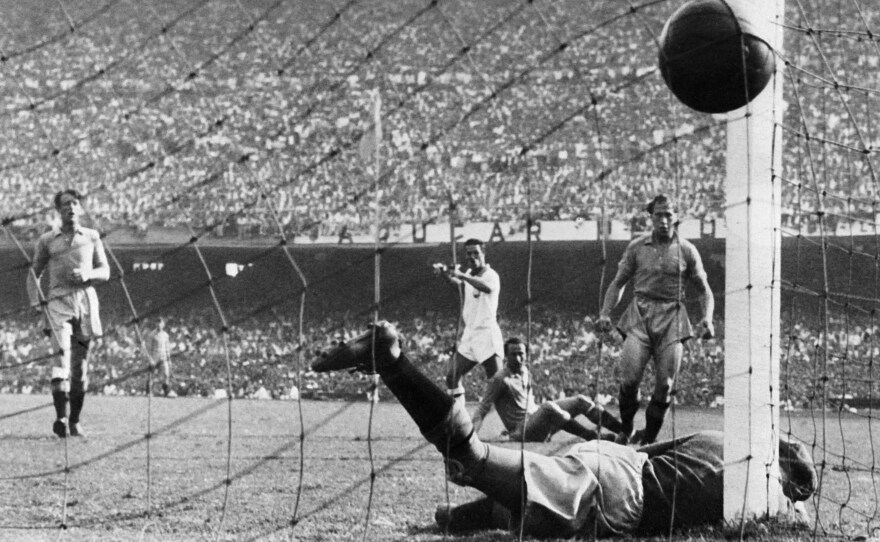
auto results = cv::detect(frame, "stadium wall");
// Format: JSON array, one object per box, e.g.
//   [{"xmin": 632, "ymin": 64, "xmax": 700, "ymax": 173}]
[{"xmin": 2, "ymin": 236, "xmax": 865, "ymax": 326}]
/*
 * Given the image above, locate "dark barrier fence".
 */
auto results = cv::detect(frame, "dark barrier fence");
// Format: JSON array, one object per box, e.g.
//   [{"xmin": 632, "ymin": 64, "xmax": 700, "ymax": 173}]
[
  {"xmin": 3, "ymin": 235, "xmax": 876, "ymax": 322},
  {"xmin": 2, "ymin": 239, "xmax": 729, "ymax": 322}
]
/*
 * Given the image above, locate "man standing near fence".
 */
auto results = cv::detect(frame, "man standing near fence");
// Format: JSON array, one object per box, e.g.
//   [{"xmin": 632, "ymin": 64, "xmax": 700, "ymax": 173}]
[
  {"xmin": 596, "ymin": 194, "xmax": 715, "ymax": 446},
  {"xmin": 148, "ymin": 317, "xmax": 175, "ymax": 398},
  {"xmin": 28, "ymin": 189, "xmax": 110, "ymax": 438},
  {"xmin": 434, "ymin": 238, "xmax": 503, "ymax": 407}
]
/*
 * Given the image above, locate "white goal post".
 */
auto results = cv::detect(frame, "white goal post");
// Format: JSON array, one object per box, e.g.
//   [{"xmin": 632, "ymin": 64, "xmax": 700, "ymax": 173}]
[{"xmin": 723, "ymin": 0, "xmax": 787, "ymax": 522}]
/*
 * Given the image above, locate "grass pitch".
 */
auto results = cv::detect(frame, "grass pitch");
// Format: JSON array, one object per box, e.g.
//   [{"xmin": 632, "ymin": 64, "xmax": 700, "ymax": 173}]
[{"xmin": 0, "ymin": 393, "xmax": 874, "ymax": 541}]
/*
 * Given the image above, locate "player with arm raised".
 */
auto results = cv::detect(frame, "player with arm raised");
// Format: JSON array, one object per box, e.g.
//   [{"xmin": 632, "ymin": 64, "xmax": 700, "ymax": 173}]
[
  {"xmin": 597, "ymin": 194, "xmax": 715, "ymax": 446},
  {"xmin": 433, "ymin": 238, "xmax": 503, "ymax": 407},
  {"xmin": 471, "ymin": 337, "xmax": 621, "ymax": 442},
  {"xmin": 28, "ymin": 189, "xmax": 110, "ymax": 438},
  {"xmin": 311, "ymin": 321, "xmax": 815, "ymax": 537}
]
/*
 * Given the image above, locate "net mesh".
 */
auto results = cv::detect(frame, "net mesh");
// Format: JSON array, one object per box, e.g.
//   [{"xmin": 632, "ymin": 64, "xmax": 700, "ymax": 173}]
[{"xmin": 0, "ymin": 0, "xmax": 877, "ymax": 539}]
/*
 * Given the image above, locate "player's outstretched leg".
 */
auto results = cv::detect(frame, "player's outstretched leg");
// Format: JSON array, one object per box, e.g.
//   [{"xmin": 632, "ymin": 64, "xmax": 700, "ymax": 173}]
[
  {"xmin": 312, "ymin": 322, "xmax": 525, "ymax": 515},
  {"xmin": 567, "ymin": 394, "xmax": 623, "ymax": 434},
  {"xmin": 530, "ymin": 396, "xmax": 616, "ymax": 441}
]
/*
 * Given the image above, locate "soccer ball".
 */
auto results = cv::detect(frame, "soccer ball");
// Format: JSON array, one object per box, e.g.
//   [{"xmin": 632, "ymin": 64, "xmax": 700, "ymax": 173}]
[{"xmin": 658, "ymin": 0, "xmax": 776, "ymax": 114}]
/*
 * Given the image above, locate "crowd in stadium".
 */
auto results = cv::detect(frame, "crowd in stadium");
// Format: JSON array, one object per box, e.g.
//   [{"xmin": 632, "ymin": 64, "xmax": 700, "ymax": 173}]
[
  {"xmin": 1, "ymin": 1, "xmax": 878, "ymax": 417},
  {"xmin": 0, "ymin": 306, "xmax": 871, "ymax": 412},
  {"xmin": 2, "ymin": 0, "xmax": 874, "ymax": 244}
]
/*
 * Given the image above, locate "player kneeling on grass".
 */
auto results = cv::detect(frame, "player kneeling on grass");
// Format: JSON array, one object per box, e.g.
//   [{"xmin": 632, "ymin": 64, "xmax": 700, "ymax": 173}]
[
  {"xmin": 472, "ymin": 337, "xmax": 621, "ymax": 442},
  {"xmin": 312, "ymin": 321, "xmax": 817, "ymax": 537}
]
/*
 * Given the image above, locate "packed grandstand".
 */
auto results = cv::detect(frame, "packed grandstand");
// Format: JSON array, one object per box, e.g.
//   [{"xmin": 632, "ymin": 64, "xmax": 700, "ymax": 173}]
[{"xmin": 0, "ymin": 0, "xmax": 878, "ymax": 415}]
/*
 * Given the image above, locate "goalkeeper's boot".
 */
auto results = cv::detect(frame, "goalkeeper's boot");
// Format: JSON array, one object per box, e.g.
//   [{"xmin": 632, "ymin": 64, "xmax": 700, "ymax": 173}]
[{"xmin": 311, "ymin": 321, "xmax": 400, "ymax": 374}]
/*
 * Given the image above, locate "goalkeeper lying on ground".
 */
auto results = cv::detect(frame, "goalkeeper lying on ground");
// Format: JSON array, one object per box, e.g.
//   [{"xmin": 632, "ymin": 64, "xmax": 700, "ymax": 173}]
[{"xmin": 312, "ymin": 321, "xmax": 817, "ymax": 537}]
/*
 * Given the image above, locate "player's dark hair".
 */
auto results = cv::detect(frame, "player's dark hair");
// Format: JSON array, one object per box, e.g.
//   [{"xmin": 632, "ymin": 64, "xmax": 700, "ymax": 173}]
[
  {"xmin": 646, "ymin": 193, "xmax": 675, "ymax": 214},
  {"xmin": 54, "ymin": 189, "xmax": 84, "ymax": 209},
  {"xmin": 464, "ymin": 238, "xmax": 484, "ymax": 248},
  {"xmin": 504, "ymin": 337, "xmax": 528, "ymax": 354}
]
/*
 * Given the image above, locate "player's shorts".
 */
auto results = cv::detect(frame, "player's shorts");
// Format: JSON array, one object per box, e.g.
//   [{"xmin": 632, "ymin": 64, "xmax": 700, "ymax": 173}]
[
  {"xmin": 44, "ymin": 287, "xmax": 102, "ymax": 356},
  {"xmin": 616, "ymin": 297, "xmax": 693, "ymax": 351},
  {"xmin": 457, "ymin": 325, "xmax": 504, "ymax": 364}
]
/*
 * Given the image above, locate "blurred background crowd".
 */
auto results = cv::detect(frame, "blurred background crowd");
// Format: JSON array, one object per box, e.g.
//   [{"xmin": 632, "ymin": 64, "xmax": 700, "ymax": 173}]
[
  {"xmin": 1, "ymin": 0, "xmax": 879, "ymax": 414},
  {"xmin": 1, "ymin": 305, "xmax": 873, "ymax": 413},
  {"xmin": 0, "ymin": 0, "xmax": 877, "ymax": 242}
]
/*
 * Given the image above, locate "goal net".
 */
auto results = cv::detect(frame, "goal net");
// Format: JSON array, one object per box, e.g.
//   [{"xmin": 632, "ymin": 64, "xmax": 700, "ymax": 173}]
[{"xmin": 0, "ymin": 0, "xmax": 877, "ymax": 539}]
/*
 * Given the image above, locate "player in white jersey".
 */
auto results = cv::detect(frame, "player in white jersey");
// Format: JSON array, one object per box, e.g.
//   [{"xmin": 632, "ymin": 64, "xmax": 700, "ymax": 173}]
[{"xmin": 433, "ymin": 238, "xmax": 504, "ymax": 406}]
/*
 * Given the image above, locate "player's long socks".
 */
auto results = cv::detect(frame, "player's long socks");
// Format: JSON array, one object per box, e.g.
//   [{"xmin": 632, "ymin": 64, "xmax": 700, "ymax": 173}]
[
  {"xmin": 642, "ymin": 398, "xmax": 671, "ymax": 444},
  {"xmin": 618, "ymin": 385, "xmax": 640, "ymax": 435},
  {"xmin": 560, "ymin": 419, "xmax": 600, "ymax": 441},
  {"xmin": 585, "ymin": 404, "xmax": 623, "ymax": 434},
  {"xmin": 379, "ymin": 353, "xmax": 524, "ymax": 514},
  {"xmin": 69, "ymin": 391, "xmax": 85, "ymax": 426},
  {"xmin": 51, "ymin": 379, "xmax": 68, "ymax": 420}
]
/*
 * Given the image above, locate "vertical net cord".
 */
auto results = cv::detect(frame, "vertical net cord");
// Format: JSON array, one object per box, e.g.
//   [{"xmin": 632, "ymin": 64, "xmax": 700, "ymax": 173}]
[
  {"xmin": 783, "ymin": 60, "xmax": 830, "ymax": 535},
  {"xmin": 868, "ymin": 82, "xmax": 880, "ymax": 542},
  {"xmin": 768, "ymin": 29, "xmax": 784, "ymax": 520},
  {"xmin": 627, "ymin": 3, "xmax": 682, "ymax": 535},
  {"xmin": 851, "ymin": 3, "xmax": 880, "ymax": 524},
  {"xmin": 361, "ymin": 89, "xmax": 383, "ymax": 542},
  {"xmin": 789, "ymin": 1, "xmax": 880, "ymax": 529},
  {"xmin": 515, "ymin": 158, "xmax": 535, "ymax": 542},
  {"xmin": 238, "ymin": 169, "xmax": 310, "ymax": 527},
  {"xmin": 841, "ymin": 3, "xmax": 880, "ymax": 533},
  {"xmin": 589, "ymin": 95, "xmax": 609, "ymax": 542},
  {"xmin": 209, "ymin": 0, "xmax": 315, "ymax": 528}
]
